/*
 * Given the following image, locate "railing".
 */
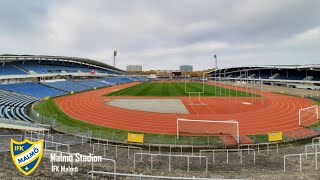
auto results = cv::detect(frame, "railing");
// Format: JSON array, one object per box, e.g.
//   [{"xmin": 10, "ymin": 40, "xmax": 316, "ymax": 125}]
[
  {"xmin": 24, "ymin": 130, "xmax": 53, "ymax": 142},
  {"xmin": 28, "ymin": 137, "xmax": 70, "ymax": 153},
  {"xmin": 312, "ymin": 137, "xmax": 320, "ymax": 146},
  {"xmin": 0, "ymin": 117, "xmax": 50, "ymax": 130},
  {"xmin": 30, "ymin": 108, "xmax": 56, "ymax": 128},
  {"xmin": 284, "ymin": 151, "xmax": 319, "ymax": 172},
  {"xmin": 93, "ymin": 143, "xmax": 142, "ymax": 159},
  {"xmin": 134, "ymin": 153, "xmax": 208, "ymax": 173},
  {"xmin": 91, "ymin": 157, "xmax": 116, "ymax": 180},
  {"xmin": 44, "ymin": 149, "xmax": 116, "ymax": 179},
  {"xmin": 199, "ymin": 149, "xmax": 256, "ymax": 164},
  {"xmin": 0, "ymin": 134, "xmax": 23, "ymax": 152},
  {"xmin": 238, "ymin": 142, "xmax": 278, "ymax": 154},
  {"xmin": 87, "ymin": 171, "xmax": 218, "ymax": 180},
  {"xmin": 304, "ymin": 144, "xmax": 320, "ymax": 158}
]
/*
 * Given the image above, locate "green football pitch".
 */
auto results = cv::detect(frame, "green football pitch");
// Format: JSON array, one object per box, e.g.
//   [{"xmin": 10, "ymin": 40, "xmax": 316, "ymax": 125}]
[{"xmin": 106, "ymin": 82, "xmax": 254, "ymax": 96}]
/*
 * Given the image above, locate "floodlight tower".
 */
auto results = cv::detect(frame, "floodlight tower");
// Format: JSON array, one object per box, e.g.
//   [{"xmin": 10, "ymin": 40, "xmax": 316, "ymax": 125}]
[
  {"xmin": 113, "ymin": 50, "xmax": 117, "ymax": 67},
  {"xmin": 214, "ymin": 54, "xmax": 217, "ymax": 69}
]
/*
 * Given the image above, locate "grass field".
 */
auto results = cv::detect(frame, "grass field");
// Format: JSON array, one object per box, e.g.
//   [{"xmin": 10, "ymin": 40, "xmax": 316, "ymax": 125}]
[
  {"xmin": 106, "ymin": 82, "xmax": 254, "ymax": 96},
  {"xmin": 34, "ymin": 99, "xmax": 222, "ymax": 146}
]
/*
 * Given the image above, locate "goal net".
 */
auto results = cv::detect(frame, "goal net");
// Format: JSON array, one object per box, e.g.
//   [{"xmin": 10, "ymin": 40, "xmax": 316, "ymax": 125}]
[
  {"xmin": 299, "ymin": 105, "xmax": 319, "ymax": 126},
  {"xmin": 176, "ymin": 118, "xmax": 240, "ymax": 143},
  {"xmin": 184, "ymin": 75, "xmax": 207, "ymax": 105}
]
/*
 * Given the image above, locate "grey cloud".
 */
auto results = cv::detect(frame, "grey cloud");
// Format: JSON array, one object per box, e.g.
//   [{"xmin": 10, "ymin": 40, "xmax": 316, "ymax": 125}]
[{"xmin": 0, "ymin": 0, "xmax": 319, "ymax": 70}]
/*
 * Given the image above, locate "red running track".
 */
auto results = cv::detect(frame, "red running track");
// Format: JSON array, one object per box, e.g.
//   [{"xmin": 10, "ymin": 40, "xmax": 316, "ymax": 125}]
[{"xmin": 55, "ymin": 82, "xmax": 319, "ymax": 139}]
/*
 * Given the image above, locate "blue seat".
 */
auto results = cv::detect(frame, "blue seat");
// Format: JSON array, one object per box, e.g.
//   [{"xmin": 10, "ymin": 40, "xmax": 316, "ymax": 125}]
[
  {"xmin": 4, "ymin": 106, "xmax": 12, "ymax": 119},
  {"xmin": 21, "ymin": 108, "xmax": 33, "ymax": 121},
  {"xmin": 15, "ymin": 107, "xmax": 27, "ymax": 121},
  {"xmin": 9, "ymin": 107, "xmax": 19, "ymax": 120},
  {"xmin": 75, "ymin": 80, "xmax": 107, "ymax": 88},
  {"xmin": 0, "ymin": 64, "xmax": 26, "ymax": 75},
  {"xmin": 103, "ymin": 77, "xmax": 133, "ymax": 85},
  {"xmin": 0, "ymin": 82, "xmax": 65, "ymax": 98},
  {"xmin": 0, "ymin": 90, "xmax": 39, "ymax": 121},
  {"xmin": 43, "ymin": 80, "xmax": 92, "ymax": 92},
  {"xmin": 0, "ymin": 105, "xmax": 4, "ymax": 118},
  {"xmin": 13, "ymin": 60, "xmax": 119, "ymax": 74}
]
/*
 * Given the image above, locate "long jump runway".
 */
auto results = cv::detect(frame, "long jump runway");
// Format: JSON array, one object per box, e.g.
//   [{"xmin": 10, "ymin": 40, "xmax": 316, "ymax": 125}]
[{"xmin": 55, "ymin": 82, "xmax": 319, "ymax": 140}]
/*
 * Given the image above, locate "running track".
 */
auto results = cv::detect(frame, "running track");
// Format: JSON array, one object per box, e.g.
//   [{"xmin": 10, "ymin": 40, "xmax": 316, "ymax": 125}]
[{"xmin": 55, "ymin": 82, "xmax": 319, "ymax": 141}]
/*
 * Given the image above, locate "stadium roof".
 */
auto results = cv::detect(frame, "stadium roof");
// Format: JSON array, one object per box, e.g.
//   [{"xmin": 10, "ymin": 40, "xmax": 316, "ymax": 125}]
[
  {"xmin": 0, "ymin": 54, "xmax": 125, "ymax": 73},
  {"xmin": 208, "ymin": 64, "xmax": 320, "ymax": 73}
]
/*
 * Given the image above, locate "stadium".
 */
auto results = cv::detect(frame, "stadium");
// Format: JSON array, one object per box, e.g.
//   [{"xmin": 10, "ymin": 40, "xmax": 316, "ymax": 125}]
[
  {"xmin": 1, "ymin": 1, "xmax": 320, "ymax": 179},
  {"xmin": 0, "ymin": 54, "xmax": 320, "ymax": 179}
]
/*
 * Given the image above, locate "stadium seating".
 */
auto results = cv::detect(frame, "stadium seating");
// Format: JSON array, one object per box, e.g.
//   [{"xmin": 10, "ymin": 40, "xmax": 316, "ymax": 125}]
[
  {"xmin": 127, "ymin": 77, "xmax": 139, "ymax": 82},
  {"xmin": 43, "ymin": 80, "xmax": 92, "ymax": 92},
  {"xmin": 136, "ymin": 77, "xmax": 149, "ymax": 82},
  {"xmin": 75, "ymin": 79, "xmax": 108, "ymax": 88},
  {"xmin": 0, "ymin": 64, "xmax": 27, "ymax": 75},
  {"xmin": 0, "ymin": 82, "xmax": 66, "ymax": 98},
  {"xmin": 0, "ymin": 90, "xmax": 38, "ymax": 121},
  {"xmin": 14, "ymin": 61, "xmax": 61, "ymax": 74},
  {"xmin": 104, "ymin": 77, "xmax": 134, "ymax": 84},
  {"xmin": 13, "ymin": 60, "xmax": 118, "ymax": 74}
]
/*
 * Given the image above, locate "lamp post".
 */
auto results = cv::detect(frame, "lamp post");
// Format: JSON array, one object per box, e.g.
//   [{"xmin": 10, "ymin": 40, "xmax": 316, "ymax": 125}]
[
  {"xmin": 113, "ymin": 50, "xmax": 117, "ymax": 67},
  {"xmin": 214, "ymin": 54, "xmax": 217, "ymax": 69}
]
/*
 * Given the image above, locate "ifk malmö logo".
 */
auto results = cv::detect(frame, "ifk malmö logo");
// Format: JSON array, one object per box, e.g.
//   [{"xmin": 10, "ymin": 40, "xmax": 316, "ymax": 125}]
[{"xmin": 10, "ymin": 139, "xmax": 43, "ymax": 175}]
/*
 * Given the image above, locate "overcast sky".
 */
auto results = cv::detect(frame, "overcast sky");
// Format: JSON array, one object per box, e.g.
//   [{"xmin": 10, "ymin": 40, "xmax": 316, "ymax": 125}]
[{"xmin": 0, "ymin": 0, "xmax": 319, "ymax": 71}]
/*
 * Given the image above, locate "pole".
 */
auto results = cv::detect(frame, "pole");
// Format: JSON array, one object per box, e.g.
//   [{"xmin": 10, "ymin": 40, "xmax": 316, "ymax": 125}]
[
  {"xmin": 215, "ymin": 70, "xmax": 217, "ymax": 95},
  {"xmin": 185, "ymin": 75, "xmax": 187, "ymax": 93},
  {"xmin": 176, "ymin": 119, "xmax": 179, "ymax": 139},
  {"xmin": 237, "ymin": 122, "xmax": 240, "ymax": 144},
  {"xmin": 224, "ymin": 69, "xmax": 228, "ymax": 96},
  {"xmin": 113, "ymin": 50, "xmax": 117, "ymax": 67},
  {"xmin": 213, "ymin": 54, "xmax": 217, "ymax": 96},
  {"xmin": 253, "ymin": 79, "xmax": 256, "ymax": 102},
  {"xmin": 316, "ymin": 105, "xmax": 319, "ymax": 120},
  {"xmin": 214, "ymin": 54, "xmax": 217, "ymax": 69},
  {"xmin": 299, "ymin": 110, "xmax": 301, "ymax": 126},
  {"xmin": 219, "ymin": 69, "xmax": 222, "ymax": 96},
  {"xmin": 202, "ymin": 73, "xmax": 205, "ymax": 93},
  {"xmin": 229, "ymin": 78, "xmax": 231, "ymax": 101},
  {"xmin": 251, "ymin": 78, "xmax": 253, "ymax": 105},
  {"xmin": 262, "ymin": 80, "xmax": 264, "ymax": 108}
]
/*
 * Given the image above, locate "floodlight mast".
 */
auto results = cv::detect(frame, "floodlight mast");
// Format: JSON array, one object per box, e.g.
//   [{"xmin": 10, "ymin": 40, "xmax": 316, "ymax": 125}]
[
  {"xmin": 213, "ymin": 54, "xmax": 217, "ymax": 95},
  {"xmin": 214, "ymin": 54, "xmax": 217, "ymax": 69},
  {"xmin": 113, "ymin": 50, "xmax": 117, "ymax": 67}
]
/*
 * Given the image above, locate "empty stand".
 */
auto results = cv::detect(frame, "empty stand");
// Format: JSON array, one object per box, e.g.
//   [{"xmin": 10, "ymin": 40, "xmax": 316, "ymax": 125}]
[
  {"xmin": 75, "ymin": 79, "xmax": 108, "ymax": 88},
  {"xmin": 43, "ymin": 80, "xmax": 92, "ymax": 92},
  {"xmin": 103, "ymin": 77, "xmax": 133, "ymax": 85},
  {"xmin": 0, "ymin": 82, "xmax": 66, "ymax": 98},
  {"xmin": 0, "ymin": 64, "xmax": 26, "ymax": 75},
  {"xmin": 14, "ymin": 61, "xmax": 61, "ymax": 74},
  {"xmin": 12, "ymin": 60, "xmax": 119, "ymax": 74},
  {"xmin": 0, "ymin": 90, "xmax": 38, "ymax": 121}
]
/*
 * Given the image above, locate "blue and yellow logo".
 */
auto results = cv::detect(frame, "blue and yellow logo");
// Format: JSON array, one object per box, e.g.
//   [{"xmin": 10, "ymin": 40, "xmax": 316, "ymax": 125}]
[{"xmin": 10, "ymin": 139, "xmax": 43, "ymax": 175}]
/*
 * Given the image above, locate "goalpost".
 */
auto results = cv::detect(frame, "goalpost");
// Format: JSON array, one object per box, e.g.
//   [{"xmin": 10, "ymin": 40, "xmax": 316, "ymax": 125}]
[
  {"xmin": 184, "ymin": 74, "xmax": 207, "ymax": 105},
  {"xmin": 299, "ymin": 105, "xmax": 319, "ymax": 126},
  {"xmin": 176, "ymin": 118, "xmax": 240, "ymax": 143}
]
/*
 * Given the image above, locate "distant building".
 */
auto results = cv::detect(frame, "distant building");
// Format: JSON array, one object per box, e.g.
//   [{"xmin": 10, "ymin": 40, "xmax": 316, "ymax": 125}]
[
  {"xmin": 180, "ymin": 65, "xmax": 193, "ymax": 72},
  {"xmin": 126, "ymin": 65, "xmax": 142, "ymax": 72},
  {"xmin": 172, "ymin": 71, "xmax": 182, "ymax": 76},
  {"xmin": 154, "ymin": 70, "xmax": 179, "ymax": 74}
]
